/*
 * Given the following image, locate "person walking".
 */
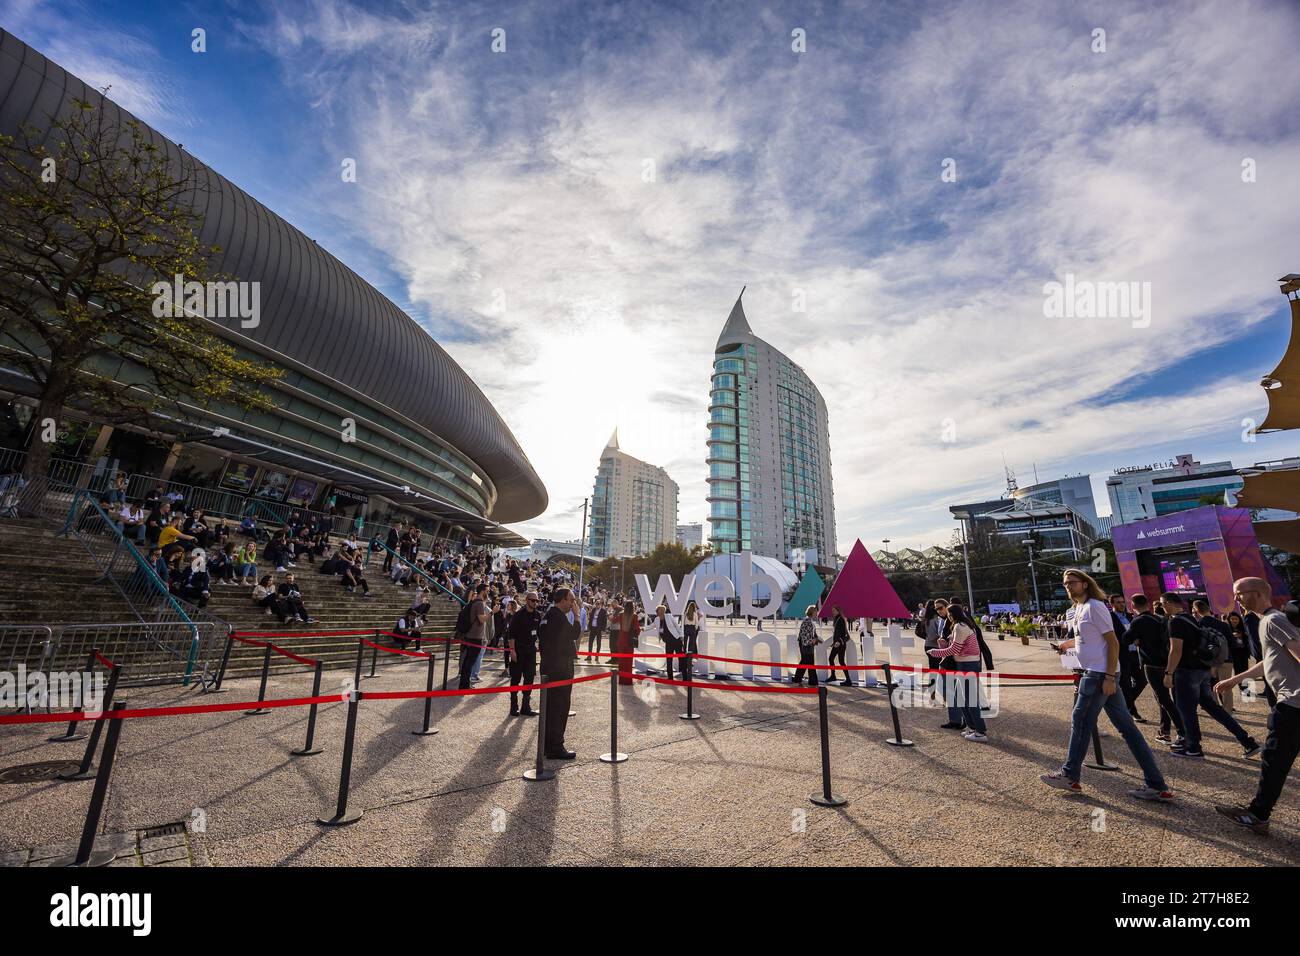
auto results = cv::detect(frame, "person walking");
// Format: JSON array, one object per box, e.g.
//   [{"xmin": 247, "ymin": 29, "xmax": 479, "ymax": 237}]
[
  {"xmin": 1192, "ymin": 600, "xmax": 1237, "ymax": 712},
  {"xmin": 1110, "ymin": 593, "xmax": 1147, "ymax": 721},
  {"xmin": 681, "ymin": 600, "xmax": 701, "ymax": 679},
  {"xmin": 1128, "ymin": 594, "xmax": 1185, "ymax": 743},
  {"xmin": 1041, "ymin": 569, "xmax": 1173, "ymax": 801},
  {"xmin": 1161, "ymin": 592, "xmax": 1259, "ymax": 759},
  {"xmin": 828, "ymin": 606, "xmax": 852, "ymax": 686},
  {"xmin": 587, "ymin": 600, "xmax": 608, "ymax": 660},
  {"xmin": 791, "ymin": 605, "xmax": 823, "ymax": 686},
  {"xmin": 929, "ymin": 603, "xmax": 988, "ymax": 741},
  {"xmin": 1215, "ymin": 577, "xmax": 1300, "ymax": 835}
]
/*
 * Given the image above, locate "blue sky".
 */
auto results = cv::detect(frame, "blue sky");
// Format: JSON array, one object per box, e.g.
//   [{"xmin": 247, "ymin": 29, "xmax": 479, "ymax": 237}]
[{"xmin": 11, "ymin": 0, "xmax": 1300, "ymax": 551}]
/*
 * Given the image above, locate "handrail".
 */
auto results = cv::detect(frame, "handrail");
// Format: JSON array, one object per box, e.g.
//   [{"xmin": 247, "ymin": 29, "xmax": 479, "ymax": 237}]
[
  {"xmin": 59, "ymin": 489, "xmax": 211, "ymax": 683},
  {"xmin": 377, "ymin": 541, "xmax": 466, "ymax": 605}
]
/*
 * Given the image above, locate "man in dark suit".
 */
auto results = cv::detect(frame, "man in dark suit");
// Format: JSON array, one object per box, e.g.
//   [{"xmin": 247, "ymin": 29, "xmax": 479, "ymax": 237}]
[
  {"xmin": 587, "ymin": 601, "xmax": 608, "ymax": 658},
  {"xmin": 1110, "ymin": 593, "xmax": 1146, "ymax": 720},
  {"xmin": 538, "ymin": 586, "xmax": 580, "ymax": 758}
]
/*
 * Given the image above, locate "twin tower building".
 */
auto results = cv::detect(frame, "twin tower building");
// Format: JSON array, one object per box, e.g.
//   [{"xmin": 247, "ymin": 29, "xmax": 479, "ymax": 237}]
[{"xmin": 586, "ymin": 289, "xmax": 837, "ymax": 567}]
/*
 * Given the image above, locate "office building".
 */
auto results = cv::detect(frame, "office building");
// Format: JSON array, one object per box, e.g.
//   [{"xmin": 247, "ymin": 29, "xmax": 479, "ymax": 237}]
[{"xmin": 706, "ymin": 289, "xmax": 836, "ymax": 563}]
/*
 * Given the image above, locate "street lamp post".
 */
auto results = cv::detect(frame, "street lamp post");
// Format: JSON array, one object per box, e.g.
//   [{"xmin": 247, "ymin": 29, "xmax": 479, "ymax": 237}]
[
  {"xmin": 577, "ymin": 497, "xmax": 588, "ymax": 597},
  {"xmin": 1022, "ymin": 538, "xmax": 1041, "ymax": 612}
]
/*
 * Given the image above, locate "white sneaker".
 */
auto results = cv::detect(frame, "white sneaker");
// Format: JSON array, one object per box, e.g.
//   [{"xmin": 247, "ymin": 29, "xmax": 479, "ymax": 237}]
[
  {"xmin": 276, "ymin": 566, "xmax": 287, "ymax": 572},
  {"xmin": 964, "ymin": 732, "xmax": 988, "ymax": 742}
]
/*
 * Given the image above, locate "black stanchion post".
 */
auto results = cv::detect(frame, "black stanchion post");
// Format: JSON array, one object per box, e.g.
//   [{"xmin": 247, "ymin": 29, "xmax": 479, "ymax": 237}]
[
  {"xmin": 413, "ymin": 651, "xmax": 439, "ymax": 736},
  {"xmin": 369, "ymin": 631, "xmax": 380, "ymax": 679},
  {"xmin": 354, "ymin": 636, "xmax": 365, "ymax": 689},
  {"xmin": 601, "ymin": 673, "xmax": 628, "ymax": 763},
  {"xmin": 881, "ymin": 661, "xmax": 914, "ymax": 747},
  {"xmin": 212, "ymin": 634, "xmax": 235, "ymax": 692},
  {"xmin": 679, "ymin": 656, "xmax": 700, "ymax": 720},
  {"xmin": 52, "ymin": 701, "xmax": 127, "ymax": 867},
  {"xmin": 809, "ymin": 685, "xmax": 847, "ymax": 807},
  {"xmin": 49, "ymin": 647, "xmax": 96, "ymax": 742},
  {"xmin": 60, "ymin": 665, "xmax": 122, "ymax": 781},
  {"xmin": 523, "ymin": 678, "xmax": 556, "ymax": 781},
  {"xmin": 441, "ymin": 635, "xmax": 451, "ymax": 691},
  {"xmin": 1074, "ymin": 671, "xmax": 1119, "ymax": 771},
  {"xmin": 247, "ymin": 643, "xmax": 272, "ymax": 716},
  {"xmin": 318, "ymin": 691, "xmax": 363, "ymax": 825},
  {"xmin": 292, "ymin": 661, "xmax": 325, "ymax": 756}
]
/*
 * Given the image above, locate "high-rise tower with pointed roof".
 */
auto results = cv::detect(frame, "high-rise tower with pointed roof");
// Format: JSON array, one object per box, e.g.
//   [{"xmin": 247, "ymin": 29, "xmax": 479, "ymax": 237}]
[
  {"xmin": 707, "ymin": 289, "xmax": 837, "ymax": 563},
  {"xmin": 586, "ymin": 430, "xmax": 679, "ymax": 559}
]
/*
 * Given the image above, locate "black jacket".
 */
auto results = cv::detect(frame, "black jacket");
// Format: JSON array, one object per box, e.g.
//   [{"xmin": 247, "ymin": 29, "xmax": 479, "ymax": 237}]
[
  {"xmin": 1129, "ymin": 612, "xmax": 1168, "ymax": 668},
  {"xmin": 538, "ymin": 606, "xmax": 579, "ymax": 678},
  {"xmin": 507, "ymin": 607, "xmax": 544, "ymax": 655}
]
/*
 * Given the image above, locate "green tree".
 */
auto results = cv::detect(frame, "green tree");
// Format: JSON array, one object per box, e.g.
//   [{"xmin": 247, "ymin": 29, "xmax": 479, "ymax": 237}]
[{"xmin": 0, "ymin": 98, "xmax": 278, "ymax": 480}]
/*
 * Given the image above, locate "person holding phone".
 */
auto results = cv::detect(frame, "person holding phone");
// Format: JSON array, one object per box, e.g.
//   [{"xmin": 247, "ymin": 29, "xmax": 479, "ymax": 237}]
[{"xmin": 1041, "ymin": 569, "xmax": 1173, "ymax": 801}]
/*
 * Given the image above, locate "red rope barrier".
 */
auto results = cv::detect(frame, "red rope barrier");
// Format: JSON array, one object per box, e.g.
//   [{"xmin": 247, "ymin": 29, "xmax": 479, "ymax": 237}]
[
  {"xmin": 231, "ymin": 629, "xmax": 382, "ymax": 639},
  {"xmin": 362, "ymin": 638, "xmax": 432, "ymax": 660},
  {"xmin": 266, "ymin": 643, "xmax": 318, "ymax": 668},
  {"xmin": 631, "ymin": 673, "xmax": 818, "ymax": 694},
  {"xmin": 0, "ymin": 693, "xmax": 346, "ymax": 725},
  {"xmin": 92, "ymin": 651, "xmax": 117, "ymax": 670}
]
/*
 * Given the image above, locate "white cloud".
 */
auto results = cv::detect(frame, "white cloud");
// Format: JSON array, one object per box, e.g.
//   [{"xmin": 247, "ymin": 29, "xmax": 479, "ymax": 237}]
[{"xmin": 52, "ymin": 0, "xmax": 1300, "ymax": 554}]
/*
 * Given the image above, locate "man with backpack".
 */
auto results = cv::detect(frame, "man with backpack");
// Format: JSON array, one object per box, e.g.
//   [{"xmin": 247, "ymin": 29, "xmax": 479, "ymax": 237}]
[
  {"xmin": 1160, "ymin": 592, "xmax": 1259, "ymax": 759},
  {"xmin": 456, "ymin": 583, "xmax": 491, "ymax": 689},
  {"xmin": 1194, "ymin": 599, "xmax": 1239, "ymax": 712}
]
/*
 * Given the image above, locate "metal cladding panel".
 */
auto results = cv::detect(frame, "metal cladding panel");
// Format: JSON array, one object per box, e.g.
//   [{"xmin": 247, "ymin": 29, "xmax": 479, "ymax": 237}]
[{"xmin": 0, "ymin": 31, "xmax": 547, "ymax": 523}]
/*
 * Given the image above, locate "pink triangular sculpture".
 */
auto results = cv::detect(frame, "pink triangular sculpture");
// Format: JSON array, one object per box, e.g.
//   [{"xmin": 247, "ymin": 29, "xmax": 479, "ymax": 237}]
[{"xmin": 819, "ymin": 539, "xmax": 911, "ymax": 619}]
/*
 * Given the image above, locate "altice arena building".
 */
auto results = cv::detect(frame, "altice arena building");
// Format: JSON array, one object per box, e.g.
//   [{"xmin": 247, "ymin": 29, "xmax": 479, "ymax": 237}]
[{"xmin": 0, "ymin": 32, "xmax": 545, "ymax": 544}]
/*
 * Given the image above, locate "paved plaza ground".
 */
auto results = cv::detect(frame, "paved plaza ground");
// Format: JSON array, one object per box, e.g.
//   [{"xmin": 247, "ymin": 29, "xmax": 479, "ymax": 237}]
[{"xmin": 1, "ymin": 628, "xmax": 1296, "ymax": 867}]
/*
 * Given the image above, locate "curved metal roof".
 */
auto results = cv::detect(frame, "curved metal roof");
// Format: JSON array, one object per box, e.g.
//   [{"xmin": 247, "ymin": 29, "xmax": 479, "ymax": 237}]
[{"xmin": 0, "ymin": 30, "xmax": 547, "ymax": 524}]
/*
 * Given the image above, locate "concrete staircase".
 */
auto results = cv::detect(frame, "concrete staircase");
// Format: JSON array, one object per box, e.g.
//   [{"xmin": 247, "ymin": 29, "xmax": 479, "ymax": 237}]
[
  {"xmin": 206, "ymin": 558, "xmax": 461, "ymax": 679},
  {"xmin": 0, "ymin": 518, "xmax": 138, "ymax": 625},
  {"xmin": 0, "ymin": 517, "xmax": 462, "ymax": 682}
]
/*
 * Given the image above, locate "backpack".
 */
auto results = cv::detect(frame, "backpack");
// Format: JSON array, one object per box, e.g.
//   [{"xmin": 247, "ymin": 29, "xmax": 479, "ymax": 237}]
[
  {"xmin": 1194, "ymin": 622, "xmax": 1230, "ymax": 668},
  {"xmin": 454, "ymin": 599, "xmax": 476, "ymax": 637},
  {"xmin": 914, "ymin": 619, "xmax": 926, "ymax": 639}
]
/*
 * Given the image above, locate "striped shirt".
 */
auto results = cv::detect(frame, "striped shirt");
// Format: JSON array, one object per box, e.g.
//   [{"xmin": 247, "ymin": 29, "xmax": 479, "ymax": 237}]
[{"xmin": 931, "ymin": 623, "xmax": 981, "ymax": 662}]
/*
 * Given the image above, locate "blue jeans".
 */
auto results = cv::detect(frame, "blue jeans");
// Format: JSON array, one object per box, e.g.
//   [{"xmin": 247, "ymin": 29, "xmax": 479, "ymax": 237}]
[
  {"xmin": 1172, "ymin": 668, "xmax": 1253, "ymax": 751},
  {"xmin": 1063, "ymin": 670, "xmax": 1167, "ymax": 789},
  {"xmin": 947, "ymin": 660, "xmax": 986, "ymax": 732},
  {"xmin": 470, "ymin": 639, "xmax": 485, "ymax": 681}
]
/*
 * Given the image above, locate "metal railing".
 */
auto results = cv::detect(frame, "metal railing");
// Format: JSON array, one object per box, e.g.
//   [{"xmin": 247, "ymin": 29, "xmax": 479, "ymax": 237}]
[
  {"xmin": 0, "ymin": 447, "xmax": 113, "ymax": 492},
  {"xmin": 58, "ymin": 490, "xmax": 231, "ymax": 686},
  {"xmin": 0, "ymin": 625, "xmax": 56, "ymax": 711},
  {"xmin": 0, "ymin": 622, "xmax": 221, "ymax": 692}
]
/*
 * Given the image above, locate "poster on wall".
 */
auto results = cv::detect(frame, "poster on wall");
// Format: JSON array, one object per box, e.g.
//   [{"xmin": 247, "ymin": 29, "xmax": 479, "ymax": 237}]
[
  {"xmin": 285, "ymin": 477, "xmax": 320, "ymax": 507},
  {"xmin": 253, "ymin": 470, "xmax": 290, "ymax": 502},
  {"xmin": 219, "ymin": 461, "xmax": 259, "ymax": 493}
]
